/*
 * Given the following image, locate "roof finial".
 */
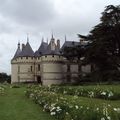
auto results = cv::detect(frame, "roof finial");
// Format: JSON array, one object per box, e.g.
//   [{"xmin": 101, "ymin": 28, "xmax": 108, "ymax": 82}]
[
  {"xmin": 47, "ymin": 38, "xmax": 48, "ymax": 44},
  {"xmin": 52, "ymin": 33, "xmax": 54, "ymax": 39},
  {"xmin": 27, "ymin": 33, "xmax": 29, "ymax": 43},
  {"xmin": 18, "ymin": 40, "xmax": 20, "ymax": 44},
  {"xmin": 42, "ymin": 37, "xmax": 44, "ymax": 42},
  {"xmin": 51, "ymin": 29, "xmax": 54, "ymax": 39},
  {"xmin": 18, "ymin": 40, "xmax": 20, "ymax": 49},
  {"xmin": 65, "ymin": 35, "xmax": 67, "ymax": 42}
]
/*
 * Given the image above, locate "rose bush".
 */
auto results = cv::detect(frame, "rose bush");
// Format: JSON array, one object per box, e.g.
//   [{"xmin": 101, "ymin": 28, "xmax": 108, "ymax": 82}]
[
  {"xmin": 30, "ymin": 85, "xmax": 120, "ymax": 100},
  {"xmin": 26, "ymin": 85, "xmax": 120, "ymax": 120}
]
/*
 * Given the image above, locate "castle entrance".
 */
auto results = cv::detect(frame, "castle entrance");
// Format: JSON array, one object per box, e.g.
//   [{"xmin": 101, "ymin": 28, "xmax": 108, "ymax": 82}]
[{"xmin": 37, "ymin": 76, "xmax": 42, "ymax": 85}]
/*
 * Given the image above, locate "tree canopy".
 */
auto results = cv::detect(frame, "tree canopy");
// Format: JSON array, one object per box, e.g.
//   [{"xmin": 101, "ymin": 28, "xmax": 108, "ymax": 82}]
[{"xmin": 78, "ymin": 5, "xmax": 120, "ymax": 82}]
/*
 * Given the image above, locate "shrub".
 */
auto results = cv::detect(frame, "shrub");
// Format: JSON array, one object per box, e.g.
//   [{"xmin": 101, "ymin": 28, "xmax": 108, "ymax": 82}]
[{"xmin": 26, "ymin": 85, "xmax": 120, "ymax": 120}]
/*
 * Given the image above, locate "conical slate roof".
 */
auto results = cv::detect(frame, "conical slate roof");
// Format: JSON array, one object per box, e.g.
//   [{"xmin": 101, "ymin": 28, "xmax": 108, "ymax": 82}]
[
  {"xmin": 13, "ymin": 46, "xmax": 21, "ymax": 59},
  {"xmin": 34, "ymin": 41, "xmax": 48, "ymax": 56},
  {"xmin": 19, "ymin": 42, "xmax": 34, "ymax": 57}
]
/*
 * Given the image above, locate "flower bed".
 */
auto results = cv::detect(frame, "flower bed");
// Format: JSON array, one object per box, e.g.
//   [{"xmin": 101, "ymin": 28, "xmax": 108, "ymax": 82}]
[
  {"xmin": 35, "ymin": 85, "xmax": 120, "ymax": 100},
  {"xmin": 0, "ymin": 85, "xmax": 5, "ymax": 95},
  {"xmin": 26, "ymin": 85, "xmax": 120, "ymax": 120}
]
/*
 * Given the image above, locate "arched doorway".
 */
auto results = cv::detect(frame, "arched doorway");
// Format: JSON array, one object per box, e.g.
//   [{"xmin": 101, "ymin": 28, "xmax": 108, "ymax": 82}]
[{"xmin": 37, "ymin": 76, "xmax": 42, "ymax": 85}]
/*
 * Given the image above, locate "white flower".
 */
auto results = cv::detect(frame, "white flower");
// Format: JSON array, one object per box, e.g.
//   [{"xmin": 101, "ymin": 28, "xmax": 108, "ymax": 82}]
[
  {"xmin": 113, "ymin": 108, "xmax": 117, "ymax": 111},
  {"xmin": 88, "ymin": 91, "xmax": 94, "ymax": 98},
  {"xmin": 50, "ymin": 112, "xmax": 56, "ymax": 116},
  {"xmin": 66, "ymin": 112, "xmax": 69, "ymax": 115},
  {"xmin": 108, "ymin": 91, "xmax": 114, "ymax": 97},
  {"xmin": 75, "ymin": 105, "xmax": 79, "ymax": 109},
  {"xmin": 80, "ymin": 106, "xmax": 83, "ymax": 109},
  {"xmin": 101, "ymin": 92, "xmax": 106, "ymax": 95},
  {"xmin": 87, "ymin": 107, "xmax": 89, "ymax": 110},
  {"xmin": 108, "ymin": 104, "xmax": 111, "ymax": 107},
  {"xmin": 57, "ymin": 106, "xmax": 60, "ymax": 109},
  {"xmin": 113, "ymin": 108, "xmax": 120, "ymax": 113},
  {"xmin": 56, "ymin": 106, "xmax": 62, "ymax": 112},
  {"xmin": 69, "ymin": 105, "xmax": 73, "ymax": 108},
  {"xmin": 101, "ymin": 117, "xmax": 105, "ymax": 120},
  {"xmin": 50, "ymin": 107, "xmax": 56, "ymax": 112},
  {"xmin": 74, "ymin": 95, "xmax": 78, "ymax": 99},
  {"xmin": 63, "ymin": 91, "xmax": 67, "ymax": 94},
  {"xmin": 107, "ymin": 116, "xmax": 111, "ymax": 120},
  {"xmin": 96, "ymin": 108, "xmax": 99, "ymax": 111}
]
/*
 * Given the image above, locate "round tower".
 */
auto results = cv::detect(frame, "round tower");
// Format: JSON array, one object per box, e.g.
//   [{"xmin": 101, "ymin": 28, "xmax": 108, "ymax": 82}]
[
  {"xmin": 11, "ymin": 41, "xmax": 35, "ymax": 83},
  {"xmin": 40, "ymin": 54, "xmax": 64, "ymax": 85}
]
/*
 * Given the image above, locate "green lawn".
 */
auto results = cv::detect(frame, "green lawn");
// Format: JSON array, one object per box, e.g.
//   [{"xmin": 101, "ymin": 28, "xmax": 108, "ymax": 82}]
[{"xmin": 0, "ymin": 86, "xmax": 55, "ymax": 120}]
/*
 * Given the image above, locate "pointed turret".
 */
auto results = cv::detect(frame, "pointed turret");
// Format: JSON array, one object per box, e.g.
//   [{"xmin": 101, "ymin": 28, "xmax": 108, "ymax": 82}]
[
  {"xmin": 34, "ymin": 38, "xmax": 48, "ymax": 57},
  {"xmin": 65, "ymin": 35, "xmax": 67, "ymax": 42},
  {"xmin": 13, "ymin": 42, "xmax": 21, "ymax": 59},
  {"xmin": 19, "ymin": 41, "xmax": 34, "ymax": 57}
]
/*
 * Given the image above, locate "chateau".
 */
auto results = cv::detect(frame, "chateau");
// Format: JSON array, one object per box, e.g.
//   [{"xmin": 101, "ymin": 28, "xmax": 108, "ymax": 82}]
[{"xmin": 11, "ymin": 35, "xmax": 91, "ymax": 85}]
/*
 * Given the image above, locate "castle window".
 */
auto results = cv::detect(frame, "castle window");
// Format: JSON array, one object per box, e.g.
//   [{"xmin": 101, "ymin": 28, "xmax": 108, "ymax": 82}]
[
  {"xmin": 18, "ymin": 66, "xmax": 20, "ymax": 73},
  {"xmin": 78, "ymin": 65, "xmax": 81, "ymax": 72},
  {"xmin": 38, "ymin": 64, "xmax": 40, "ymax": 71},
  {"xmin": 67, "ymin": 64, "xmax": 70, "ymax": 72},
  {"xmin": 21, "ymin": 57, "xmax": 23, "ymax": 59},
  {"xmin": 26, "ymin": 57, "xmax": 28, "ymax": 59},
  {"xmin": 52, "ymin": 55, "xmax": 54, "ymax": 57},
  {"xmin": 45, "ymin": 56, "xmax": 47, "ymax": 58},
  {"xmin": 31, "ymin": 66, "xmax": 32, "ymax": 72}
]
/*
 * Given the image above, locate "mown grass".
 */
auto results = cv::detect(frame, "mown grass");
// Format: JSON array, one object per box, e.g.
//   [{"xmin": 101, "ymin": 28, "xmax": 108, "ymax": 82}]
[{"xmin": 0, "ymin": 85, "xmax": 56, "ymax": 120}]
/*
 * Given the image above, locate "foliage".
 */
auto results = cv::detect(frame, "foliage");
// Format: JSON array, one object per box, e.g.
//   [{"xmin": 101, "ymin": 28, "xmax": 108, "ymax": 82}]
[
  {"xmin": 36, "ymin": 85, "xmax": 120, "ymax": 100},
  {"xmin": 10, "ymin": 84, "xmax": 20, "ymax": 88},
  {"xmin": 0, "ymin": 85, "xmax": 5, "ymax": 95},
  {"xmin": 0, "ymin": 72, "xmax": 11, "ymax": 83},
  {"xmin": 26, "ymin": 85, "xmax": 120, "ymax": 120},
  {"xmin": 78, "ymin": 5, "xmax": 120, "ymax": 82},
  {"xmin": 62, "ymin": 45, "xmax": 85, "ymax": 61}
]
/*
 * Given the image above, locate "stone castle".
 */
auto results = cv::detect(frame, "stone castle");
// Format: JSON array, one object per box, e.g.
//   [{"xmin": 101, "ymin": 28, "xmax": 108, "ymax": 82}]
[{"xmin": 11, "ymin": 35, "xmax": 91, "ymax": 85}]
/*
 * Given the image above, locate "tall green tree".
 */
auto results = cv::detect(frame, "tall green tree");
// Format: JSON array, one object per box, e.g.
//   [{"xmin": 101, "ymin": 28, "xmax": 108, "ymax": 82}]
[{"xmin": 78, "ymin": 5, "xmax": 120, "ymax": 82}]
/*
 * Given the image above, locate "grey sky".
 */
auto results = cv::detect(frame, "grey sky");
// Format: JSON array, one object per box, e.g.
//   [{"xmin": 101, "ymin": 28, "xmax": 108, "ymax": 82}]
[{"xmin": 0, "ymin": 0, "xmax": 119, "ymax": 74}]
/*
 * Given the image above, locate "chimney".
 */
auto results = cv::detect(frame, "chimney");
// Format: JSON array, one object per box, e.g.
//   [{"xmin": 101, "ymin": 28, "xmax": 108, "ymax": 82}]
[
  {"xmin": 18, "ymin": 42, "xmax": 20, "ymax": 49},
  {"xmin": 22, "ymin": 44, "xmax": 25, "ymax": 51},
  {"xmin": 57, "ymin": 39, "xmax": 60, "ymax": 49},
  {"xmin": 80, "ymin": 38, "xmax": 84, "ymax": 45}
]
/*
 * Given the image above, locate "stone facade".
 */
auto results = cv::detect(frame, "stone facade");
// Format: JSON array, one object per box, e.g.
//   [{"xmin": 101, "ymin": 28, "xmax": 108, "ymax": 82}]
[{"xmin": 11, "ymin": 36, "xmax": 91, "ymax": 85}]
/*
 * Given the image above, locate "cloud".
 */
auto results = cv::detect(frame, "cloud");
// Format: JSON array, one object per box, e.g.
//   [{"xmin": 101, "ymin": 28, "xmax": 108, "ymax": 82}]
[{"xmin": 0, "ymin": 0, "xmax": 56, "ymax": 27}]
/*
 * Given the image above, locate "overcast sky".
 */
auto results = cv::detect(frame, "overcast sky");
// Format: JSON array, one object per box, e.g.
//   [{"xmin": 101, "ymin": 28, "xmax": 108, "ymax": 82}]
[{"xmin": 0, "ymin": 0, "xmax": 119, "ymax": 74}]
